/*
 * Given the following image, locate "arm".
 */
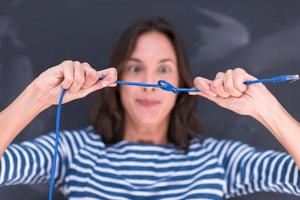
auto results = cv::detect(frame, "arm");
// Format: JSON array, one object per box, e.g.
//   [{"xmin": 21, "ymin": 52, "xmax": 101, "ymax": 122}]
[
  {"xmin": 0, "ymin": 60, "xmax": 117, "ymax": 158},
  {"xmin": 190, "ymin": 68, "xmax": 300, "ymax": 168},
  {"xmin": 253, "ymin": 101, "xmax": 300, "ymax": 169},
  {"xmin": 190, "ymin": 68, "xmax": 300, "ymax": 197},
  {"xmin": 0, "ymin": 83, "xmax": 48, "ymax": 158}
]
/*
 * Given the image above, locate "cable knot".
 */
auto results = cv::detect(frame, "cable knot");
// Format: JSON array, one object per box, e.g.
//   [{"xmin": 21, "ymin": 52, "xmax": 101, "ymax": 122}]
[{"xmin": 157, "ymin": 80, "xmax": 178, "ymax": 94}]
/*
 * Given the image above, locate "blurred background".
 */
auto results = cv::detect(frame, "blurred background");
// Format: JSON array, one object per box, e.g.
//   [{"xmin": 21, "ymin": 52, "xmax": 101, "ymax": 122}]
[{"xmin": 0, "ymin": 0, "xmax": 299, "ymax": 199}]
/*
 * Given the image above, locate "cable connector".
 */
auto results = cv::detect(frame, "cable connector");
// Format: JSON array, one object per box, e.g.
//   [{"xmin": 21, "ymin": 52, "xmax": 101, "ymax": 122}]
[{"xmin": 272, "ymin": 74, "xmax": 299, "ymax": 83}]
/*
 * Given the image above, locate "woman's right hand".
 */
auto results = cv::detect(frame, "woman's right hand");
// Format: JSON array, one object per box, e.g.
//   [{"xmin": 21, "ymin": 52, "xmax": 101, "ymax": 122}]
[{"xmin": 32, "ymin": 60, "xmax": 117, "ymax": 107}]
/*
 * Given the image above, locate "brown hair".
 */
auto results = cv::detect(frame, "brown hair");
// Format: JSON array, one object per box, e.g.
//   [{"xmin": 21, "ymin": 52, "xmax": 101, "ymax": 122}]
[{"xmin": 90, "ymin": 17, "xmax": 203, "ymax": 150}]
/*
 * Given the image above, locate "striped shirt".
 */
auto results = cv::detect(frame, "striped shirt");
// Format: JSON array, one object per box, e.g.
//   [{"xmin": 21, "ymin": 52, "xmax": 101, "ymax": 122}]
[{"xmin": 0, "ymin": 126, "xmax": 299, "ymax": 199}]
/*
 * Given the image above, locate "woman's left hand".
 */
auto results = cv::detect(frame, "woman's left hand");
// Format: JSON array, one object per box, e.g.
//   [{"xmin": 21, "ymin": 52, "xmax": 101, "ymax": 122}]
[{"xmin": 189, "ymin": 68, "xmax": 281, "ymax": 118}]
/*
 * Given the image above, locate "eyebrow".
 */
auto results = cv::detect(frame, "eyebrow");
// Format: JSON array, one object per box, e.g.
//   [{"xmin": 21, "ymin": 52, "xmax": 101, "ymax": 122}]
[
  {"xmin": 128, "ymin": 58, "xmax": 142, "ymax": 63},
  {"xmin": 159, "ymin": 58, "xmax": 175, "ymax": 64},
  {"xmin": 128, "ymin": 57, "xmax": 175, "ymax": 64}
]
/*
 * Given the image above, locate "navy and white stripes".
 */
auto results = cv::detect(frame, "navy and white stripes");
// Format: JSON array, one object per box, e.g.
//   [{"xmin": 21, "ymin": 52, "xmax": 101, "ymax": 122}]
[{"xmin": 1, "ymin": 126, "xmax": 300, "ymax": 199}]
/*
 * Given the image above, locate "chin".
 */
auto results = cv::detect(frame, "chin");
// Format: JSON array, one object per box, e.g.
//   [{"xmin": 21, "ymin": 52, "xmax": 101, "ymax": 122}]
[{"xmin": 134, "ymin": 112, "xmax": 163, "ymax": 125}]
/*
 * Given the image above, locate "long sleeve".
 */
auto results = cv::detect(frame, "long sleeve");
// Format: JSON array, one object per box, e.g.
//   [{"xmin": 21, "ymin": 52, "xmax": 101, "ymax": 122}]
[
  {"xmin": 0, "ymin": 128, "xmax": 90, "ymax": 191},
  {"xmin": 204, "ymin": 137, "xmax": 300, "ymax": 199}
]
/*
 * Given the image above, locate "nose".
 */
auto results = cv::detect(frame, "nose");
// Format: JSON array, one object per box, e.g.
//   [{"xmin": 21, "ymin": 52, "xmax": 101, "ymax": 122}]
[
  {"xmin": 142, "ymin": 73, "xmax": 157, "ymax": 93},
  {"xmin": 143, "ymin": 86, "xmax": 156, "ymax": 92}
]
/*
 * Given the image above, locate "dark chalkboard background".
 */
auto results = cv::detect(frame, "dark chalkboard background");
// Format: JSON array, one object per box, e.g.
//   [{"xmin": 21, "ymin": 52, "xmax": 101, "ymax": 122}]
[{"xmin": 0, "ymin": 0, "xmax": 299, "ymax": 199}]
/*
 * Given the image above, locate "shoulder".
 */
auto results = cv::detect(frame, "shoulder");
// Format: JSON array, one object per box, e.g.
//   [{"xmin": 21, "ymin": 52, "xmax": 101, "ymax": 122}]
[
  {"xmin": 201, "ymin": 137, "xmax": 245, "ymax": 148},
  {"xmin": 189, "ymin": 136, "xmax": 251, "ymax": 155}
]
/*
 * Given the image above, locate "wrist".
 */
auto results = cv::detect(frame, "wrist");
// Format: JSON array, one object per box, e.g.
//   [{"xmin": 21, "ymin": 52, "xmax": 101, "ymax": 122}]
[
  {"xmin": 251, "ymin": 93, "xmax": 282, "ymax": 122},
  {"xmin": 25, "ymin": 82, "xmax": 51, "ymax": 112},
  {"xmin": 253, "ymin": 100, "xmax": 282, "ymax": 123},
  {"xmin": 252, "ymin": 99, "xmax": 290, "ymax": 138}
]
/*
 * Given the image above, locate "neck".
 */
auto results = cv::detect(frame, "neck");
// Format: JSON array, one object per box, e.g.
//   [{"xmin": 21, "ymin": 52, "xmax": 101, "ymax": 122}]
[{"xmin": 123, "ymin": 113, "xmax": 170, "ymax": 145}]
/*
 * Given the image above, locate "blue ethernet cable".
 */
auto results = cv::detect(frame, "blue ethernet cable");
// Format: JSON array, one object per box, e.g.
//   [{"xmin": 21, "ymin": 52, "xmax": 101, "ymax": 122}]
[
  {"xmin": 48, "ymin": 88, "xmax": 66, "ymax": 200},
  {"xmin": 98, "ymin": 77, "xmax": 200, "ymax": 94},
  {"xmin": 98, "ymin": 74, "xmax": 299, "ymax": 94},
  {"xmin": 48, "ymin": 74, "xmax": 299, "ymax": 200}
]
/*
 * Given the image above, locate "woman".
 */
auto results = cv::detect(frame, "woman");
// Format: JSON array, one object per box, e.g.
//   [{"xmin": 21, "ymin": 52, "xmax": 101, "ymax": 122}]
[{"xmin": 0, "ymin": 18, "xmax": 299, "ymax": 199}]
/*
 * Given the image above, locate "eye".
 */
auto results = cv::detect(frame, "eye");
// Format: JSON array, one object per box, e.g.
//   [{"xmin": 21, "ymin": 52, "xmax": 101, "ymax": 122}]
[
  {"xmin": 128, "ymin": 65, "xmax": 142, "ymax": 73},
  {"xmin": 158, "ymin": 66, "xmax": 171, "ymax": 73}
]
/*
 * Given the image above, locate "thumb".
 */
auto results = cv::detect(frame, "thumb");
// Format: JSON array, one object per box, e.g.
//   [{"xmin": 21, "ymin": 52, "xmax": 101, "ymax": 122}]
[{"xmin": 189, "ymin": 77, "xmax": 217, "ymax": 97}]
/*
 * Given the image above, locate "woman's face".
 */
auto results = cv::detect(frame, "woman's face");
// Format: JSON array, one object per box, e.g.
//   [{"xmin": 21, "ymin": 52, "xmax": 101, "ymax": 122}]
[{"xmin": 120, "ymin": 31, "xmax": 179, "ymax": 126}]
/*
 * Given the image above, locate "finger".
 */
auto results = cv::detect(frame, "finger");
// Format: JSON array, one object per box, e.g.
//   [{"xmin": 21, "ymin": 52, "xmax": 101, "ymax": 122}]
[
  {"xmin": 99, "ymin": 67, "xmax": 118, "ymax": 87},
  {"xmin": 189, "ymin": 85, "xmax": 224, "ymax": 105},
  {"xmin": 224, "ymin": 70, "xmax": 242, "ymax": 97},
  {"xmin": 242, "ymin": 73, "xmax": 266, "ymax": 93},
  {"xmin": 76, "ymin": 81, "xmax": 104, "ymax": 98},
  {"xmin": 233, "ymin": 68, "xmax": 247, "ymax": 93},
  {"xmin": 210, "ymin": 72, "xmax": 229, "ymax": 98},
  {"xmin": 60, "ymin": 60, "xmax": 74, "ymax": 89},
  {"xmin": 69, "ymin": 61, "xmax": 85, "ymax": 93},
  {"xmin": 81, "ymin": 62, "xmax": 99, "ymax": 89},
  {"xmin": 192, "ymin": 76, "xmax": 217, "ymax": 97},
  {"xmin": 242, "ymin": 72, "xmax": 260, "ymax": 86}
]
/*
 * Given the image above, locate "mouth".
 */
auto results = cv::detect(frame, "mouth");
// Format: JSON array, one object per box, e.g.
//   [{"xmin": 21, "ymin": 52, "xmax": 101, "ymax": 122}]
[{"xmin": 136, "ymin": 99, "xmax": 161, "ymax": 107}]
